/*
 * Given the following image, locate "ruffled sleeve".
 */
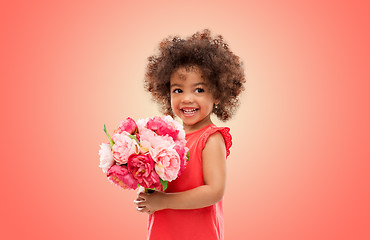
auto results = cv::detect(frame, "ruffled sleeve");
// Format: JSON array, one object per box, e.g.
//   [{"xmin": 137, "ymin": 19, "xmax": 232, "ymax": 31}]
[{"xmin": 200, "ymin": 126, "xmax": 232, "ymax": 158}]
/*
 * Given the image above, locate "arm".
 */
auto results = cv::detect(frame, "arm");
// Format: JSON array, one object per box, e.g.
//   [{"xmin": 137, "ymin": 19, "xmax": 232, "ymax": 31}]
[{"xmin": 135, "ymin": 132, "xmax": 227, "ymax": 213}]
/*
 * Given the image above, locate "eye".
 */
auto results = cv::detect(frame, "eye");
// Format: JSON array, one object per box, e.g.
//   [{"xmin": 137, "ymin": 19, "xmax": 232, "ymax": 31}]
[
  {"xmin": 173, "ymin": 88, "xmax": 183, "ymax": 93},
  {"xmin": 195, "ymin": 88, "xmax": 204, "ymax": 93}
]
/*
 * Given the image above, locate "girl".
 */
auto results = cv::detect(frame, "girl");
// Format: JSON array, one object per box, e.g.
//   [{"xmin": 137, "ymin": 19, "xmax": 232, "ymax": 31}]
[{"xmin": 134, "ymin": 29, "xmax": 245, "ymax": 240}]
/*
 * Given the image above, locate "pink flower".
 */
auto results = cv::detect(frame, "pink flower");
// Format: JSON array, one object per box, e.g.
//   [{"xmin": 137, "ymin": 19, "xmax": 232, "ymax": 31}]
[
  {"xmin": 140, "ymin": 128, "xmax": 175, "ymax": 155},
  {"xmin": 146, "ymin": 116, "xmax": 179, "ymax": 140},
  {"xmin": 152, "ymin": 148, "xmax": 181, "ymax": 182},
  {"xmin": 116, "ymin": 117, "xmax": 137, "ymax": 135},
  {"xmin": 162, "ymin": 115, "xmax": 186, "ymax": 140},
  {"xmin": 173, "ymin": 140, "xmax": 188, "ymax": 176},
  {"xmin": 136, "ymin": 118, "xmax": 149, "ymax": 133},
  {"xmin": 100, "ymin": 115, "xmax": 189, "ymax": 191},
  {"xmin": 112, "ymin": 133, "xmax": 138, "ymax": 164},
  {"xmin": 107, "ymin": 164, "xmax": 138, "ymax": 190},
  {"xmin": 127, "ymin": 154, "xmax": 161, "ymax": 189}
]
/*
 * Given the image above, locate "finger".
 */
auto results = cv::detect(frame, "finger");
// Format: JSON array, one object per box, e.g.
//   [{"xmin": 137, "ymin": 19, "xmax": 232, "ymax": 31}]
[
  {"xmin": 133, "ymin": 200, "xmax": 147, "ymax": 207},
  {"xmin": 137, "ymin": 206, "xmax": 152, "ymax": 214},
  {"xmin": 134, "ymin": 196, "xmax": 145, "ymax": 201},
  {"xmin": 133, "ymin": 198, "xmax": 145, "ymax": 204},
  {"xmin": 136, "ymin": 206, "xmax": 147, "ymax": 213},
  {"xmin": 138, "ymin": 192, "xmax": 148, "ymax": 200}
]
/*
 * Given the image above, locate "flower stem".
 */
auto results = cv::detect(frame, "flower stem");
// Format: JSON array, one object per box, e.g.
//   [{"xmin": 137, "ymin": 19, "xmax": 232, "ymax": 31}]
[
  {"xmin": 104, "ymin": 124, "xmax": 115, "ymax": 148},
  {"xmin": 145, "ymin": 188, "xmax": 154, "ymax": 193}
]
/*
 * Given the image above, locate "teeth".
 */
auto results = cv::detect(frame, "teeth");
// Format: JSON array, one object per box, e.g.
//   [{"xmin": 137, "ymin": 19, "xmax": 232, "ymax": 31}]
[{"xmin": 183, "ymin": 109, "xmax": 197, "ymax": 113}]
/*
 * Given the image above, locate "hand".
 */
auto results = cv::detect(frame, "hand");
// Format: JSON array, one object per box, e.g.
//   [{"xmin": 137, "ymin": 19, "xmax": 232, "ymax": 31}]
[{"xmin": 133, "ymin": 189, "xmax": 166, "ymax": 214}]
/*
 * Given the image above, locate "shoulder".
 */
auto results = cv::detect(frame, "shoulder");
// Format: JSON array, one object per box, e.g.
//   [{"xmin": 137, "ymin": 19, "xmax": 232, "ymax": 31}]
[
  {"xmin": 204, "ymin": 131, "xmax": 225, "ymax": 148},
  {"xmin": 200, "ymin": 125, "xmax": 232, "ymax": 158},
  {"xmin": 202, "ymin": 129, "xmax": 226, "ymax": 157}
]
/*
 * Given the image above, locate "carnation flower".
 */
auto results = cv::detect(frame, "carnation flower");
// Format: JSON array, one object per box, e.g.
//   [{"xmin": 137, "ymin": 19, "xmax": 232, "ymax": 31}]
[
  {"xmin": 112, "ymin": 133, "xmax": 138, "ymax": 164},
  {"xmin": 98, "ymin": 143, "xmax": 115, "ymax": 173},
  {"xmin": 127, "ymin": 154, "xmax": 161, "ymax": 189},
  {"xmin": 107, "ymin": 164, "xmax": 138, "ymax": 190},
  {"xmin": 152, "ymin": 148, "xmax": 181, "ymax": 182}
]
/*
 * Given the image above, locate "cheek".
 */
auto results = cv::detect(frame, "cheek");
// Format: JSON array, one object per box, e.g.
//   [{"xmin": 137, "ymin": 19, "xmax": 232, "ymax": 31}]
[
  {"xmin": 205, "ymin": 96, "xmax": 216, "ymax": 110},
  {"xmin": 205, "ymin": 104, "xmax": 214, "ymax": 114},
  {"xmin": 170, "ymin": 96, "xmax": 177, "ymax": 111}
]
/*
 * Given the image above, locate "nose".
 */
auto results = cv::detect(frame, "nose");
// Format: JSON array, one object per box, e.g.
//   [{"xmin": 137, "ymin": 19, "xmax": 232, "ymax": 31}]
[{"xmin": 182, "ymin": 92, "xmax": 193, "ymax": 103}]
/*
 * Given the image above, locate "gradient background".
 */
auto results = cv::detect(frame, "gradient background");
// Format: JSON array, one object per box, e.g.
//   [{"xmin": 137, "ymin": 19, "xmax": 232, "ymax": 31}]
[{"xmin": 1, "ymin": 0, "xmax": 369, "ymax": 239}]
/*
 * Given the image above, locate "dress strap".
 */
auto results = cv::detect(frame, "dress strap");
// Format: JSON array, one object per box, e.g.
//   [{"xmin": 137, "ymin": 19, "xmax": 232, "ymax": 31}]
[{"xmin": 200, "ymin": 126, "xmax": 232, "ymax": 158}]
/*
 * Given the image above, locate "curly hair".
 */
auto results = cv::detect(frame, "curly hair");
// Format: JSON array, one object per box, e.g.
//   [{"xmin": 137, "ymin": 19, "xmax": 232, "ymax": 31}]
[{"xmin": 144, "ymin": 29, "xmax": 246, "ymax": 121}]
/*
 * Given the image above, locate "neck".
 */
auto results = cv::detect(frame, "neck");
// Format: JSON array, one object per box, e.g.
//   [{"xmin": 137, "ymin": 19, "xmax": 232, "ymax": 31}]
[{"xmin": 183, "ymin": 115, "xmax": 213, "ymax": 134}]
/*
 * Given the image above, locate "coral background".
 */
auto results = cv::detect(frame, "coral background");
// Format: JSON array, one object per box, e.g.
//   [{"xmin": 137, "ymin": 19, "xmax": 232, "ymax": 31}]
[{"xmin": 1, "ymin": 0, "xmax": 369, "ymax": 239}]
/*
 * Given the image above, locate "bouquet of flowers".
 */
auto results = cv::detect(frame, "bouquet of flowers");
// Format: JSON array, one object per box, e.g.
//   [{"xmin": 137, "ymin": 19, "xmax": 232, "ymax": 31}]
[{"xmin": 98, "ymin": 116, "xmax": 189, "ymax": 191}]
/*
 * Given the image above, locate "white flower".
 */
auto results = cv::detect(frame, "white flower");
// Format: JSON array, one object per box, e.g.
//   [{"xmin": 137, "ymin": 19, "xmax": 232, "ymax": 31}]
[{"xmin": 98, "ymin": 143, "xmax": 114, "ymax": 173}]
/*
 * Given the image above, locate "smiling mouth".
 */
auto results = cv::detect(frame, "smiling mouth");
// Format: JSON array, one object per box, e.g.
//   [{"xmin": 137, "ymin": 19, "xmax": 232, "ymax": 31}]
[{"xmin": 181, "ymin": 108, "xmax": 198, "ymax": 116}]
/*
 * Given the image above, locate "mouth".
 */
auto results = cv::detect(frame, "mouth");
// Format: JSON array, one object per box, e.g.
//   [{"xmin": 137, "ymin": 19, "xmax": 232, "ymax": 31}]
[{"xmin": 181, "ymin": 107, "xmax": 198, "ymax": 116}]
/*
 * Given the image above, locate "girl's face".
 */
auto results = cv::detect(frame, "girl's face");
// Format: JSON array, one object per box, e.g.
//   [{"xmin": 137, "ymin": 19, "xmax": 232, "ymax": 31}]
[{"xmin": 170, "ymin": 67, "xmax": 216, "ymax": 133}]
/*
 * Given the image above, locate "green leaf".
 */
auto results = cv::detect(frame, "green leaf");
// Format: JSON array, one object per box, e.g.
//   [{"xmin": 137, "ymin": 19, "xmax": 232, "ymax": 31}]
[
  {"xmin": 128, "ymin": 134, "xmax": 140, "ymax": 145},
  {"xmin": 186, "ymin": 152, "xmax": 190, "ymax": 162},
  {"xmin": 145, "ymin": 188, "xmax": 155, "ymax": 193},
  {"xmin": 160, "ymin": 179, "xmax": 168, "ymax": 191},
  {"xmin": 104, "ymin": 124, "xmax": 115, "ymax": 148}
]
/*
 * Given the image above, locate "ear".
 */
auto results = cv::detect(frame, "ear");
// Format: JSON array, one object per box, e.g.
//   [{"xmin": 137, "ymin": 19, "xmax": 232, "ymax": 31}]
[{"xmin": 213, "ymin": 100, "xmax": 220, "ymax": 110}]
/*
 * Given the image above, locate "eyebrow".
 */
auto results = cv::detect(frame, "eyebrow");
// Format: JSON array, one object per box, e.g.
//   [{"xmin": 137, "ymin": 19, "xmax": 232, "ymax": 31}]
[{"xmin": 170, "ymin": 82, "xmax": 208, "ymax": 88}]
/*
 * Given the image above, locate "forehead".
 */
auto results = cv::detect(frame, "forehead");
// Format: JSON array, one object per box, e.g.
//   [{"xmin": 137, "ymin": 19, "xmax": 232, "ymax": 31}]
[{"xmin": 170, "ymin": 66, "xmax": 206, "ymax": 84}]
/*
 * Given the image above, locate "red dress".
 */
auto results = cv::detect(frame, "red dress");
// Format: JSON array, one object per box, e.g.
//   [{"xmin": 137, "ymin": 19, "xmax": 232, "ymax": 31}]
[{"xmin": 147, "ymin": 124, "xmax": 232, "ymax": 240}]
